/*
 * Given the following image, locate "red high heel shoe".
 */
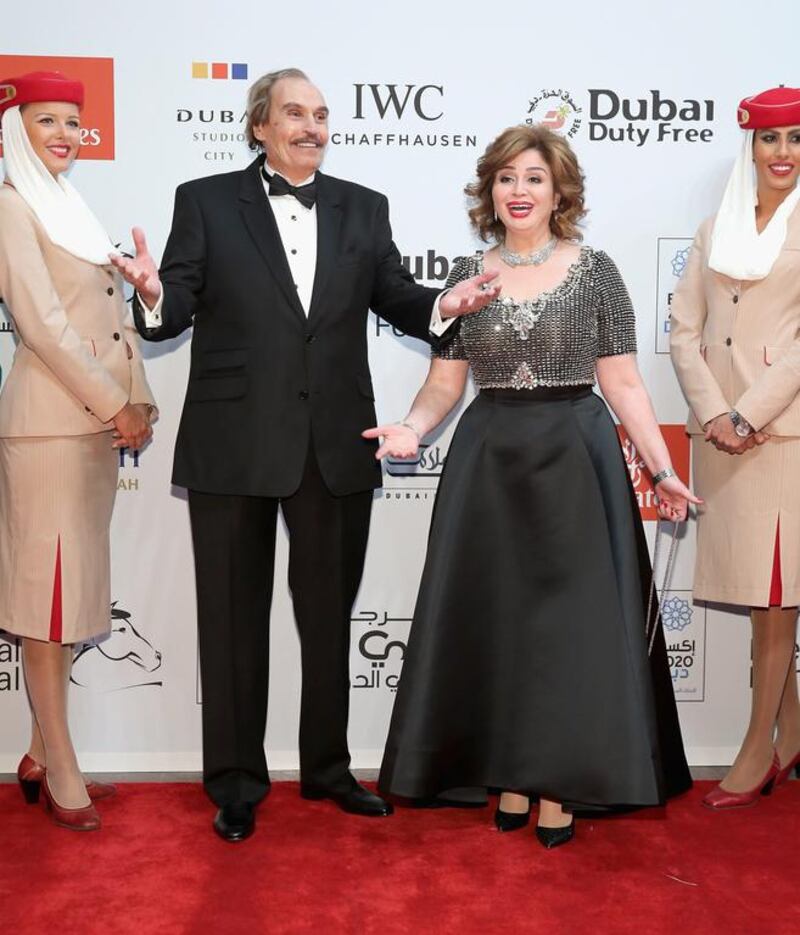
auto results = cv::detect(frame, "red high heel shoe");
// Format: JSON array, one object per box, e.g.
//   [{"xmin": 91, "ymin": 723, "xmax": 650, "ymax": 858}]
[
  {"xmin": 41, "ymin": 774, "xmax": 101, "ymax": 831},
  {"xmin": 702, "ymin": 751, "xmax": 780, "ymax": 810},
  {"xmin": 775, "ymin": 749, "xmax": 800, "ymax": 788},
  {"xmin": 17, "ymin": 754, "xmax": 116, "ymax": 804}
]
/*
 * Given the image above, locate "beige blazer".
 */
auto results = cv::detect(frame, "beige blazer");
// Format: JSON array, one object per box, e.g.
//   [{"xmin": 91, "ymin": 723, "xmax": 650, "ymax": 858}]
[
  {"xmin": 670, "ymin": 205, "xmax": 800, "ymax": 436},
  {"xmin": 0, "ymin": 185, "xmax": 155, "ymax": 437}
]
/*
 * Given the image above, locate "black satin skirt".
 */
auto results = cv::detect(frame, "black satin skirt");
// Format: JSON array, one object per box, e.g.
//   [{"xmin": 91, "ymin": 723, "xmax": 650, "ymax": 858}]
[{"xmin": 378, "ymin": 386, "xmax": 692, "ymax": 809}]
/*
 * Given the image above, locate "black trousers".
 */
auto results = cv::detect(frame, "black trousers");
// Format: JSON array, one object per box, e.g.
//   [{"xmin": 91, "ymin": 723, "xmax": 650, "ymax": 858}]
[{"xmin": 188, "ymin": 446, "xmax": 373, "ymax": 807}]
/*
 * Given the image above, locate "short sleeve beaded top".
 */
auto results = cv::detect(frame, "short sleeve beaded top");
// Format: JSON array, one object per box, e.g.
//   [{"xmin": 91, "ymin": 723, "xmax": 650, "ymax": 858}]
[{"xmin": 434, "ymin": 247, "xmax": 637, "ymax": 390}]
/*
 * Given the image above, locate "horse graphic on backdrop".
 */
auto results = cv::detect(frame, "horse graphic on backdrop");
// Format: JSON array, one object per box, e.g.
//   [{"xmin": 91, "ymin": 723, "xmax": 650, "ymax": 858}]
[{"xmin": 70, "ymin": 602, "xmax": 163, "ymax": 692}]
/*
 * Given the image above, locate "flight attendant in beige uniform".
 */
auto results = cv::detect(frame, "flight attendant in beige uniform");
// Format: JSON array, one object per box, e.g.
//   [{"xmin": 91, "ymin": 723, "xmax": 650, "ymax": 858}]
[
  {"xmin": 0, "ymin": 72, "xmax": 156, "ymax": 830},
  {"xmin": 671, "ymin": 86, "xmax": 800, "ymax": 809}
]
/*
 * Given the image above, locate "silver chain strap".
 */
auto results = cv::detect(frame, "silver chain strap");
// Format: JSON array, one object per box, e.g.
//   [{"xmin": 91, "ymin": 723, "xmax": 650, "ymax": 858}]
[{"xmin": 645, "ymin": 520, "xmax": 680, "ymax": 656}]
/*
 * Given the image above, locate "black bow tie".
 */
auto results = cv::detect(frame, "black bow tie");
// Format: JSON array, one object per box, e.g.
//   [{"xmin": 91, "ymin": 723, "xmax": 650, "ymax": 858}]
[{"xmin": 263, "ymin": 169, "xmax": 317, "ymax": 209}]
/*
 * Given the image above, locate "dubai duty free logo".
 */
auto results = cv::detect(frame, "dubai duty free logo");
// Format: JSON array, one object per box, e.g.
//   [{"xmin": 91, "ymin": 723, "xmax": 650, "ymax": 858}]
[
  {"xmin": 526, "ymin": 89, "xmax": 582, "ymax": 138},
  {"xmin": 525, "ymin": 88, "xmax": 715, "ymax": 147},
  {"xmin": 0, "ymin": 54, "xmax": 115, "ymax": 160}
]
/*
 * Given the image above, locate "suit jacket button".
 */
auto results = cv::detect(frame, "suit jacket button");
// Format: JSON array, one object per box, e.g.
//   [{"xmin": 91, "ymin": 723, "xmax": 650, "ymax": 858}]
[
  {"xmin": 299, "ymin": 390, "xmax": 309, "ymax": 400},
  {"xmin": 113, "ymin": 332, "xmax": 121, "ymax": 341},
  {"xmin": 725, "ymin": 337, "xmax": 732, "ymax": 345},
  {"xmin": 107, "ymin": 286, "xmax": 114, "ymax": 296},
  {"xmin": 305, "ymin": 334, "xmax": 315, "ymax": 344}
]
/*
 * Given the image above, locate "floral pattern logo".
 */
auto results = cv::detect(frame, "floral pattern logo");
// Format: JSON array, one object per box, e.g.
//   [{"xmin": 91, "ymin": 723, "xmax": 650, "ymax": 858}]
[
  {"xmin": 671, "ymin": 245, "xmax": 691, "ymax": 278},
  {"xmin": 661, "ymin": 596, "xmax": 693, "ymax": 632}
]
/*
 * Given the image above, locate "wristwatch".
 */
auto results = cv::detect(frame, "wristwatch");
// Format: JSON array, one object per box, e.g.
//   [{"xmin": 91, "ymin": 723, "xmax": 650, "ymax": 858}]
[{"xmin": 729, "ymin": 410, "xmax": 752, "ymax": 438}]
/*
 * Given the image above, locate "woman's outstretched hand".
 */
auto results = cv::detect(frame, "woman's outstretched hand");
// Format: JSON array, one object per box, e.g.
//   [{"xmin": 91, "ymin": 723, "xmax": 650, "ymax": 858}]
[
  {"xmin": 362, "ymin": 423, "xmax": 419, "ymax": 460},
  {"xmin": 655, "ymin": 474, "xmax": 702, "ymax": 522}
]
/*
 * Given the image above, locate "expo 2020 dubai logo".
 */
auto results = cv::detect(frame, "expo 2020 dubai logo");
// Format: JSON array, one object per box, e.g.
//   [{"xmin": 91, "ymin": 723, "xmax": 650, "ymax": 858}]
[
  {"xmin": 671, "ymin": 245, "xmax": 691, "ymax": 278},
  {"xmin": 661, "ymin": 596, "xmax": 693, "ymax": 632}
]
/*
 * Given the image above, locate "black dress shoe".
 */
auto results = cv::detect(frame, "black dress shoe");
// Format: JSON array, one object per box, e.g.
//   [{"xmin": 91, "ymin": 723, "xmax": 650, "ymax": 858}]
[
  {"xmin": 300, "ymin": 781, "xmax": 393, "ymax": 817},
  {"xmin": 494, "ymin": 807, "xmax": 531, "ymax": 832},
  {"xmin": 535, "ymin": 817, "xmax": 575, "ymax": 849},
  {"xmin": 213, "ymin": 803, "xmax": 255, "ymax": 842}
]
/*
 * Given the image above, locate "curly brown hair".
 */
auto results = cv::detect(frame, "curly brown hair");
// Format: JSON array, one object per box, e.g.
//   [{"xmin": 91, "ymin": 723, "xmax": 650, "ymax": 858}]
[{"xmin": 466, "ymin": 125, "xmax": 587, "ymax": 243}]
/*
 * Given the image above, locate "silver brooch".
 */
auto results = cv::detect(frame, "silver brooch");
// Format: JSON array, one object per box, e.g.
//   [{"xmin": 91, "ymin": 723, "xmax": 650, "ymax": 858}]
[{"xmin": 499, "ymin": 297, "xmax": 541, "ymax": 340}]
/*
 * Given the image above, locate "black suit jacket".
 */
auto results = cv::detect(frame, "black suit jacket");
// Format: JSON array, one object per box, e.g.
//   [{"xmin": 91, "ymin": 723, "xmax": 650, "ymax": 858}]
[{"xmin": 134, "ymin": 157, "xmax": 442, "ymax": 497}]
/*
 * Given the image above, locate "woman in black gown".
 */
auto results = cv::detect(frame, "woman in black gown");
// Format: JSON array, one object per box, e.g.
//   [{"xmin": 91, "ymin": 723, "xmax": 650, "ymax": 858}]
[{"xmin": 366, "ymin": 125, "xmax": 695, "ymax": 849}]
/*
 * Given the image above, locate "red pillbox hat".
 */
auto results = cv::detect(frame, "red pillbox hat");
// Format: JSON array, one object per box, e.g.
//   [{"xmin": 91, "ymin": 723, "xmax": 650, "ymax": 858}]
[
  {"xmin": 738, "ymin": 86, "xmax": 800, "ymax": 129},
  {"xmin": 0, "ymin": 71, "xmax": 84, "ymax": 118}
]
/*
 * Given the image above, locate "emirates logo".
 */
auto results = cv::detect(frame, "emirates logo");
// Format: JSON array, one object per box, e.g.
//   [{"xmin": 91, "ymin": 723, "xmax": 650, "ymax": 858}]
[
  {"xmin": 621, "ymin": 437, "xmax": 647, "ymax": 489},
  {"xmin": 616, "ymin": 424, "xmax": 689, "ymax": 521}
]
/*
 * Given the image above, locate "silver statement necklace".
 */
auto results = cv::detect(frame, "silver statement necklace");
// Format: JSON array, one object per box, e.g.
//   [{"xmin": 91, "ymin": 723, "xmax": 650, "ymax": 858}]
[{"xmin": 499, "ymin": 236, "xmax": 558, "ymax": 267}]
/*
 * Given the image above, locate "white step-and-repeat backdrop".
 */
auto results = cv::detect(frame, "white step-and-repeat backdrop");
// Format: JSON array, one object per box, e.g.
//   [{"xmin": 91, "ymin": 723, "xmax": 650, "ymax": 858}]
[{"xmin": 1, "ymin": 0, "xmax": 796, "ymax": 771}]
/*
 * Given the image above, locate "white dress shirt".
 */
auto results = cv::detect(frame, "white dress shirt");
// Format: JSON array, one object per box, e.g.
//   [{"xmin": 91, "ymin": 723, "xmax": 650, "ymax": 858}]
[{"xmin": 260, "ymin": 162, "xmax": 317, "ymax": 314}]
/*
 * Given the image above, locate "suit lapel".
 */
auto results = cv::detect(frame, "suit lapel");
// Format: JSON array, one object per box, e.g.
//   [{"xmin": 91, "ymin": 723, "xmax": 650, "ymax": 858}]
[
  {"xmin": 238, "ymin": 158, "xmax": 306, "ymax": 321},
  {"xmin": 308, "ymin": 173, "xmax": 342, "ymax": 320}
]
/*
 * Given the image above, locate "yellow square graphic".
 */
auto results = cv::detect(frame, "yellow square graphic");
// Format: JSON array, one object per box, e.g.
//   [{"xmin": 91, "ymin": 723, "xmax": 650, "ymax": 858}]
[{"xmin": 192, "ymin": 62, "xmax": 209, "ymax": 79}]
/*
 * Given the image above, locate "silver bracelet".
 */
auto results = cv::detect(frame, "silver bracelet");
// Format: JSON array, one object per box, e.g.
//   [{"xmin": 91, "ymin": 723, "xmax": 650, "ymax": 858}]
[
  {"xmin": 652, "ymin": 467, "xmax": 676, "ymax": 486},
  {"xmin": 398, "ymin": 419, "xmax": 421, "ymax": 441}
]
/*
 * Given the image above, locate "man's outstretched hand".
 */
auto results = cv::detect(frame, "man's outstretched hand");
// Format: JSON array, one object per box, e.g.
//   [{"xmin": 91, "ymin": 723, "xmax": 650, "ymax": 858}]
[
  {"xmin": 439, "ymin": 270, "xmax": 501, "ymax": 318},
  {"xmin": 109, "ymin": 227, "xmax": 162, "ymax": 310}
]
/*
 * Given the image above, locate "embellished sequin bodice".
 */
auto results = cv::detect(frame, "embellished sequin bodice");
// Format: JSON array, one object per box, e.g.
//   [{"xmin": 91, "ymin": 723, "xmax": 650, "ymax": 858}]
[{"xmin": 434, "ymin": 248, "xmax": 637, "ymax": 389}]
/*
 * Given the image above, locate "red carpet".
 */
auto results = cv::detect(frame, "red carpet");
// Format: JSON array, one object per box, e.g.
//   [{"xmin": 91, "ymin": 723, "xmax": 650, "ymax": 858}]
[{"xmin": 2, "ymin": 780, "xmax": 799, "ymax": 934}]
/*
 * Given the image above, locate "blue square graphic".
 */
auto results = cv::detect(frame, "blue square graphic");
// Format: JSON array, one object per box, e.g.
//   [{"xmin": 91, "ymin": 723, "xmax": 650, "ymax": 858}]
[{"xmin": 231, "ymin": 63, "xmax": 248, "ymax": 80}]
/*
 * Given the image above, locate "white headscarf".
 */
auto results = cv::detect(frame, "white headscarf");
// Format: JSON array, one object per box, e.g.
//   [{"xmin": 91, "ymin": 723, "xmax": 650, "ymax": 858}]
[
  {"xmin": 1, "ymin": 104, "xmax": 116, "ymax": 265},
  {"xmin": 709, "ymin": 129, "xmax": 800, "ymax": 281}
]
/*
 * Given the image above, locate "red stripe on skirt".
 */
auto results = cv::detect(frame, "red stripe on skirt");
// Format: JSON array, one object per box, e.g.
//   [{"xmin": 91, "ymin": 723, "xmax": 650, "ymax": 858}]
[
  {"xmin": 49, "ymin": 536, "xmax": 63, "ymax": 642},
  {"xmin": 769, "ymin": 522, "xmax": 783, "ymax": 608}
]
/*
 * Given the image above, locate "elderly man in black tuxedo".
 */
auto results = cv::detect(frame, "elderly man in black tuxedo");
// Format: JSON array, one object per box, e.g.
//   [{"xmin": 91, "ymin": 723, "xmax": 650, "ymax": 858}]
[{"xmin": 111, "ymin": 67, "xmax": 497, "ymax": 842}]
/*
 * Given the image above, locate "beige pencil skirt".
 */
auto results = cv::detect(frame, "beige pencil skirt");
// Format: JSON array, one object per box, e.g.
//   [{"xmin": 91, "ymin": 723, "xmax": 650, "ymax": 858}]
[
  {"xmin": 0, "ymin": 432, "xmax": 118, "ymax": 644},
  {"xmin": 692, "ymin": 434, "xmax": 800, "ymax": 608}
]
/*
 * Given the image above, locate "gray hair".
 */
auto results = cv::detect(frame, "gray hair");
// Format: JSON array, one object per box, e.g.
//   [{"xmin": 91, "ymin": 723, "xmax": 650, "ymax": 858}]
[{"xmin": 246, "ymin": 67, "xmax": 309, "ymax": 151}]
